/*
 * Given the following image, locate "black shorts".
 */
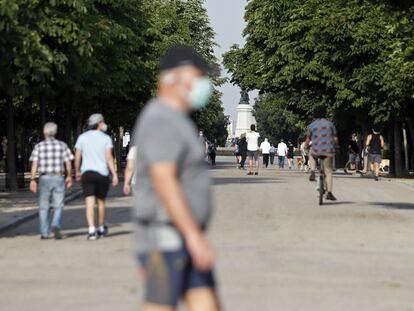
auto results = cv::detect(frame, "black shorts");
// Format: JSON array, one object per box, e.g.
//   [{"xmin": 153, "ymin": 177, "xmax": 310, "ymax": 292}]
[{"xmin": 81, "ymin": 171, "xmax": 110, "ymax": 199}]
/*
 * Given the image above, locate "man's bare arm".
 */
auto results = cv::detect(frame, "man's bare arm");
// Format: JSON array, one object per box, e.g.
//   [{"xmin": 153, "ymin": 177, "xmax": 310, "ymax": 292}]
[
  {"xmin": 30, "ymin": 161, "xmax": 38, "ymax": 193},
  {"xmin": 123, "ymin": 159, "xmax": 134, "ymax": 195},
  {"xmin": 106, "ymin": 148, "xmax": 118, "ymax": 186},
  {"xmin": 150, "ymin": 162, "xmax": 214, "ymax": 271},
  {"xmin": 380, "ymin": 136, "xmax": 385, "ymax": 148},
  {"xmin": 65, "ymin": 161, "xmax": 72, "ymax": 188},
  {"xmin": 75, "ymin": 149, "xmax": 82, "ymax": 181},
  {"xmin": 365, "ymin": 135, "xmax": 372, "ymax": 149}
]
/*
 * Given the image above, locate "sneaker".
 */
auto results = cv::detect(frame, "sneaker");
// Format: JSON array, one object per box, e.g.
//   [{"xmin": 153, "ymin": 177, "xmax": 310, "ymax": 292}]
[
  {"xmin": 254, "ymin": 172, "xmax": 259, "ymax": 175},
  {"xmin": 309, "ymin": 171, "xmax": 316, "ymax": 181},
  {"xmin": 40, "ymin": 235, "xmax": 49, "ymax": 240},
  {"xmin": 97, "ymin": 226, "xmax": 108, "ymax": 238},
  {"xmin": 374, "ymin": 176, "xmax": 379, "ymax": 181},
  {"xmin": 87, "ymin": 232, "xmax": 97, "ymax": 241},
  {"xmin": 52, "ymin": 227, "xmax": 63, "ymax": 240},
  {"xmin": 326, "ymin": 192, "xmax": 337, "ymax": 201},
  {"xmin": 247, "ymin": 172, "xmax": 253, "ymax": 175}
]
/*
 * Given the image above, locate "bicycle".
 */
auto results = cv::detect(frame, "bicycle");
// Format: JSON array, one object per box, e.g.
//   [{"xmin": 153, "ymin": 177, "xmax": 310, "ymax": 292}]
[{"xmin": 316, "ymin": 156, "xmax": 327, "ymax": 206}]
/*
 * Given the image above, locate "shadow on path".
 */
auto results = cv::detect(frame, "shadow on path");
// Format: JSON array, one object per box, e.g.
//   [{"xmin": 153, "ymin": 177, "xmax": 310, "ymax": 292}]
[
  {"xmin": 369, "ymin": 202, "xmax": 414, "ymax": 210},
  {"xmin": 213, "ymin": 177, "xmax": 281, "ymax": 185},
  {"xmin": 0, "ymin": 204, "xmax": 133, "ymax": 239}
]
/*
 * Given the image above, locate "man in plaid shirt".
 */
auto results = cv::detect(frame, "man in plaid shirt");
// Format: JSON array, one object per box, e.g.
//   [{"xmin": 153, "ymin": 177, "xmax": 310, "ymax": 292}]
[{"xmin": 29, "ymin": 122, "xmax": 74, "ymax": 239}]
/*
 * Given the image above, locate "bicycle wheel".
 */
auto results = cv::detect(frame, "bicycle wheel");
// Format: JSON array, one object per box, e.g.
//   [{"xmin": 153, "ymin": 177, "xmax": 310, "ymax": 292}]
[{"xmin": 319, "ymin": 173, "xmax": 324, "ymax": 205}]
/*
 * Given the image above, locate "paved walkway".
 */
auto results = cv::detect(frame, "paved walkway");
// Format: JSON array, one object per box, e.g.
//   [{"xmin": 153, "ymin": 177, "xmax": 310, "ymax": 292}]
[
  {"xmin": 1, "ymin": 158, "xmax": 414, "ymax": 310},
  {"xmin": 0, "ymin": 182, "xmax": 82, "ymax": 232}
]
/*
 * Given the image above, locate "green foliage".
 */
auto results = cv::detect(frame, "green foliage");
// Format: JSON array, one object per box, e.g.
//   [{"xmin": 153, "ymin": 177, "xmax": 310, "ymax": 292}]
[
  {"xmin": 1, "ymin": 0, "xmax": 227, "ymax": 140},
  {"xmin": 223, "ymin": 0, "xmax": 414, "ymax": 128},
  {"xmin": 254, "ymin": 93, "xmax": 306, "ymax": 145}
]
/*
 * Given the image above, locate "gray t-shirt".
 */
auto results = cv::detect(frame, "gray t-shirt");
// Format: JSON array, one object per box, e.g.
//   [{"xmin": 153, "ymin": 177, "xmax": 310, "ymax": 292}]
[{"xmin": 133, "ymin": 99, "xmax": 212, "ymax": 252}]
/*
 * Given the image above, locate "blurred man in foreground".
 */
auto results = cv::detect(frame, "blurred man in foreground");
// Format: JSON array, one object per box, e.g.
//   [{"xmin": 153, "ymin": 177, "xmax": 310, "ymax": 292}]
[{"xmin": 133, "ymin": 45, "xmax": 220, "ymax": 311}]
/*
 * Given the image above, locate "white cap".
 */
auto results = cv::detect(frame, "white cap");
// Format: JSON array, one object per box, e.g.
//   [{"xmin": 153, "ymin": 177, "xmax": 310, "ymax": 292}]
[{"xmin": 88, "ymin": 113, "xmax": 104, "ymax": 126}]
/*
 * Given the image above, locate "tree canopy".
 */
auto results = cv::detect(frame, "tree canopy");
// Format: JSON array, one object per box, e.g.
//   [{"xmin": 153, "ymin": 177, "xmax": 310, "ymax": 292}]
[
  {"xmin": 223, "ymin": 0, "xmax": 414, "ymax": 175},
  {"xmin": 0, "ymin": 0, "xmax": 228, "ymax": 189}
]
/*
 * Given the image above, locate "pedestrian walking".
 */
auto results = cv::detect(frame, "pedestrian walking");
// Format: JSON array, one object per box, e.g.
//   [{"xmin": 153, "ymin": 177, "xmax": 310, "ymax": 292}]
[
  {"xmin": 287, "ymin": 141, "xmax": 295, "ymax": 169},
  {"xmin": 123, "ymin": 145, "xmax": 136, "ymax": 196},
  {"xmin": 238, "ymin": 134, "xmax": 248, "ymax": 169},
  {"xmin": 365, "ymin": 127, "xmax": 385, "ymax": 181},
  {"xmin": 277, "ymin": 139, "xmax": 288, "ymax": 168},
  {"xmin": 74, "ymin": 113, "xmax": 118, "ymax": 240},
  {"xmin": 300, "ymin": 139, "xmax": 310, "ymax": 171},
  {"xmin": 269, "ymin": 144, "xmax": 276, "ymax": 165},
  {"xmin": 246, "ymin": 124, "xmax": 260, "ymax": 175},
  {"xmin": 208, "ymin": 140, "xmax": 217, "ymax": 166},
  {"xmin": 259, "ymin": 138, "xmax": 271, "ymax": 168},
  {"xmin": 133, "ymin": 45, "xmax": 220, "ymax": 311},
  {"xmin": 344, "ymin": 133, "xmax": 361, "ymax": 174},
  {"xmin": 199, "ymin": 130, "xmax": 208, "ymax": 159},
  {"xmin": 29, "ymin": 122, "xmax": 74, "ymax": 240},
  {"xmin": 306, "ymin": 107, "xmax": 339, "ymax": 201}
]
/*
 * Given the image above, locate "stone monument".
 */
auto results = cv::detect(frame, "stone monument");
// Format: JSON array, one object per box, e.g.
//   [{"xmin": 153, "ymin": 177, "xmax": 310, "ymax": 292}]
[{"xmin": 235, "ymin": 91, "xmax": 254, "ymax": 138}]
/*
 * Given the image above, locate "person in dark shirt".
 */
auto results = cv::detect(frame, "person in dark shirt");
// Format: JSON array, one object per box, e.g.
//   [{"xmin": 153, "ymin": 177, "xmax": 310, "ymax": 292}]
[
  {"xmin": 238, "ymin": 134, "xmax": 248, "ymax": 169},
  {"xmin": 344, "ymin": 133, "xmax": 361, "ymax": 174},
  {"xmin": 366, "ymin": 127, "xmax": 385, "ymax": 181}
]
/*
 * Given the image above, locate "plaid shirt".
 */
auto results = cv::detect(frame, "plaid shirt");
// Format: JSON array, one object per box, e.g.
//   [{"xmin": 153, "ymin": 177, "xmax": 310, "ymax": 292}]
[
  {"xmin": 308, "ymin": 118, "xmax": 337, "ymax": 155},
  {"xmin": 30, "ymin": 138, "xmax": 74, "ymax": 175}
]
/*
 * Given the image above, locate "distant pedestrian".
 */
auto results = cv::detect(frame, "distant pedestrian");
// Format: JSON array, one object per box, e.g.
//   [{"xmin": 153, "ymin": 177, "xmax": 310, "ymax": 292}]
[
  {"xmin": 300, "ymin": 139, "xmax": 310, "ymax": 171},
  {"xmin": 344, "ymin": 133, "xmax": 361, "ymax": 174},
  {"xmin": 287, "ymin": 141, "xmax": 295, "ymax": 169},
  {"xmin": 123, "ymin": 145, "xmax": 136, "ymax": 196},
  {"xmin": 133, "ymin": 45, "xmax": 220, "ymax": 311},
  {"xmin": 234, "ymin": 139, "xmax": 241, "ymax": 167},
  {"xmin": 269, "ymin": 144, "xmax": 276, "ymax": 165},
  {"xmin": 246, "ymin": 124, "xmax": 260, "ymax": 175},
  {"xmin": 238, "ymin": 134, "xmax": 248, "ymax": 169},
  {"xmin": 208, "ymin": 140, "xmax": 217, "ymax": 166},
  {"xmin": 260, "ymin": 138, "xmax": 271, "ymax": 168},
  {"xmin": 199, "ymin": 130, "xmax": 208, "ymax": 158},
  {"xmin": 74, "ymin": 114, "xmax": 118, "ymax": 240},
  {"xmin": 277, "ymin": 139, "xmax": 288, "ymax": 168},
  {"xmin": 29, "ymin": 122, "xmax": 74, "ymax": 240},
  {"xmin": 365, "ymin": 127, "xmax": 385, "ymax": 181}
]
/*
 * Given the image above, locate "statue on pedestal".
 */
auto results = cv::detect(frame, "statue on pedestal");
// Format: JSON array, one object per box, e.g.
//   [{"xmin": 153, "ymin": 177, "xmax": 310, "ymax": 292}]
[{"xmin": 239, "ymin": 90, "xmax": 250, "ymax": 105}]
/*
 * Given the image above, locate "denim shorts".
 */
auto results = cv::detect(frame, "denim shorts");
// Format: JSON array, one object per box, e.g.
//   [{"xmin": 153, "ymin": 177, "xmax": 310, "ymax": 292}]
[
  {"xmin": 138, "ymin": 247, "xmax": 215, "ymax": 307},
  {"xmin": 369, "ymin": 153, "xmax": 382, "ymax": 164}
]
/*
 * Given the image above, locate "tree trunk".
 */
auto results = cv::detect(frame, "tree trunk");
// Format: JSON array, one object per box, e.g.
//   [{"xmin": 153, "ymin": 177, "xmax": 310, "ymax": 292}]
[
  {"xmin": 115, "ymin": 126, "xmax": 123, "ymax": 173},
  {"xmin": 64, "ymin": 102, "xmax": 72, "ymax": 146},
  {"xmin": 40, "ymin": 93, "xmax": 46, "ymax": 131},
  {"xmin": 6, "ymin": 96, "xmax": 18, "ymax": 191},
  {"xmin": 394, "ymin": 118, "xmax": 403, "ymax": 177},
  {"xmin": 402, "ymin": 125, "xmax": 409, "ymax": 172},
  {"xmin": 388, "ymin": 123, "xmax": 395, "ymax": 177}
]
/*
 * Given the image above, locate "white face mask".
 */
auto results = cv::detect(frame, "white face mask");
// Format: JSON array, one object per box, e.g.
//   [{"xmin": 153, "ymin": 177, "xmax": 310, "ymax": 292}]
[
  {"xmin": 179, "ymin": 76, "xmax": 213, "ymax": 110},
  {"xmin": 101, "ymin": 123, "xmax": 108, "ymax": 132}
]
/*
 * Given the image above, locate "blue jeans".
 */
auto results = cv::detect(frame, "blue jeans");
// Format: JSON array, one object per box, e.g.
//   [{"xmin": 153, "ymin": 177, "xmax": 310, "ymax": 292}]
[
  {"xmin": 38, "ymin": 176, "xmax": 65, "ymax": 236},
  {"xmin": 278, "ymin": 156, "xmax": 285, "ymax": 168}
]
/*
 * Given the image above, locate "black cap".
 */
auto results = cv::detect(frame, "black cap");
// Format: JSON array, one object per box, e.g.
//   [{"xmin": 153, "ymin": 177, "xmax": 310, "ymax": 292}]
[{"xmin": 159, "ymin": 44, "xmax": 211, "ymax": 73}]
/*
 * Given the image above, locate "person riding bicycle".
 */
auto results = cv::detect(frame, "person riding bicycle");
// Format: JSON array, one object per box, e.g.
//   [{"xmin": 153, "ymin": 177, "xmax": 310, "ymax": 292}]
[
  {"xmin": 344, "ymin": 133, "xmax": 361, "ymax": 174},
  {"xmin": 305, "ymin": 106, "xmax": 339, "ymax": 201}
]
